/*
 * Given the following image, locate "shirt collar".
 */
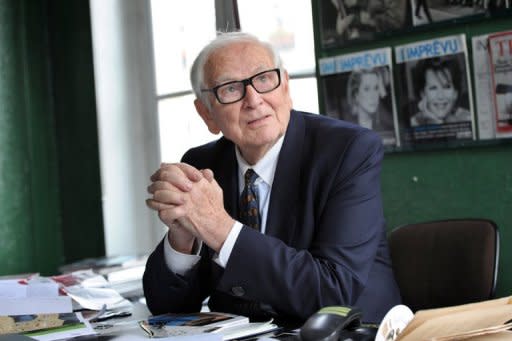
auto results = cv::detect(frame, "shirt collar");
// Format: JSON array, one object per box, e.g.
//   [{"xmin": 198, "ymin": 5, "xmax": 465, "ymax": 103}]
[{"xmin": 235, "ymin": 135, "xmax": 284, "ymax": 188}]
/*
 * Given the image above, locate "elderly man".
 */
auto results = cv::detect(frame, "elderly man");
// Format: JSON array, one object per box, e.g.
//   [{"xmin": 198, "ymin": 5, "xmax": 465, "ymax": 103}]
[{"xmin": 143, "ymin": 31, "xmax": 401, "ymax": 325}]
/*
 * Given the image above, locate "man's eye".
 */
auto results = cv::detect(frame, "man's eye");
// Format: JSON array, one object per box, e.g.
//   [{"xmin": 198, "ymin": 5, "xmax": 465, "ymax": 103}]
[
  {"xmin": 255, "ymin": 75, "xmax": 269, "ymax": 83},
  {"xmin": 225, "ymin": 85, "xmax": 238, "ymax": 93}
]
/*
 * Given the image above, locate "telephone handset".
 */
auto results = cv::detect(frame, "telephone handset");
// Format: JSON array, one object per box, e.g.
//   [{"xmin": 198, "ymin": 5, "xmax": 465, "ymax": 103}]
[{"xmin": 299, "ymin": 306, "xmax": 377, "ymax": 341}]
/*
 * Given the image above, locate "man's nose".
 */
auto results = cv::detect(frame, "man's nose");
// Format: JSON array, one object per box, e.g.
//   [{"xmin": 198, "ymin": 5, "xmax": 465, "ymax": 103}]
[{"xmin": 243, "ymin": 84, "xmax": 263, "ymax": 105}]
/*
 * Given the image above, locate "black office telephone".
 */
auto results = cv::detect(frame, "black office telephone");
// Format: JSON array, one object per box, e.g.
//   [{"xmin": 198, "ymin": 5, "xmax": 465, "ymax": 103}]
[{"xmin": 299, "ymin": 306, "xmax": 377, "ymax": 341}]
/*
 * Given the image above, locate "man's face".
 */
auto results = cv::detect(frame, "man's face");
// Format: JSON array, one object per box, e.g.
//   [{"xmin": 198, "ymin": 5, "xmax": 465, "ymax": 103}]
[{"xmin": 195, "ymin": 42, "xmax": 292, "ymax": 164}]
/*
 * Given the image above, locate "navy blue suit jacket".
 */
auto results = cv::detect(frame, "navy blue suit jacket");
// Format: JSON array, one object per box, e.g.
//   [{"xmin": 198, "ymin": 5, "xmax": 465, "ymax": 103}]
[{"xmin": 143, "ymin": 110, "xmax": 401, "ymax": 324}]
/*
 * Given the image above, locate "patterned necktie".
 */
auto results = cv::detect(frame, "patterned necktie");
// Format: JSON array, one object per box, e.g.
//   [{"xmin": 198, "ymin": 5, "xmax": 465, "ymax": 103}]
[{"xmin": 239, "ymin": 169, "xmax": 261, "ymax": 230}]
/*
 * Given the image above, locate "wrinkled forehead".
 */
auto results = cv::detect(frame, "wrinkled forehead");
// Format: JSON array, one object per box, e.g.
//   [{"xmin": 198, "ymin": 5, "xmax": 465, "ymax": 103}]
[{"xmin": 204, "ymin": 42, "xmax": 275, "ymax": 86}]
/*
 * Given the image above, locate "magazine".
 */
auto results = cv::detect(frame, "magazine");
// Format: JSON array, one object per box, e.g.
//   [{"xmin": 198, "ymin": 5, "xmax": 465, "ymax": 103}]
[
  {"xmin": 138, "ymin": 311, "xmax": 279, "ymax": 339},
  {"xmin": 0, "ymin": 312, "xmax": 96, "ymax": 341},
  {"xmin": 488, "ymin": 31, "xmax": 512, "ymax": 134},
  {"xmin": 395, "ymin": 34, "xmax": 475, "ymax": 145},
  {"xmin": 472, "ymin": 33, "xmax": 498, "ymax": 139},
  {"xmin": 471, "ymin": 31, "xmax": 512, "ymax": 139},
  {"xmin": 317, "ymin": 0, "xmax": 409, "ymax": 49},
  {"xmin": 319, "ymin": 47, "xmax": 400, "ymax": 147}
]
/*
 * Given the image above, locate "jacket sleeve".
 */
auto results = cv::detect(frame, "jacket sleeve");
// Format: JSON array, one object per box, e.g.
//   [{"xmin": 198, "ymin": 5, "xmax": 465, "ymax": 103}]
[{"xmin": 142, "ymin": 239, "xmax": 212, "ymax": 315}]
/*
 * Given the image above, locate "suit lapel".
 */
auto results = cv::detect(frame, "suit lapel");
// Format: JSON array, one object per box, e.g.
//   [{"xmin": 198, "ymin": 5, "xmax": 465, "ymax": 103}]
[
  {"xmin": 265, "ymin": 111, "xmax": 304, "ymax": 244},
  {"xmin": 213, "ymin": 139, "xmax": 239, "ymax": 219}
]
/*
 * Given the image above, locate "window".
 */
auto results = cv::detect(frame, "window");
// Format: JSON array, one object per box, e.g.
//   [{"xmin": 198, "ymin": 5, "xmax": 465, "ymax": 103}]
[
  {"xmin": 237, "ymin": 0, "xmax": 318, "ymax": 115},
  {"xmin": 150, "ymin": 0, "xmax": 216, "ymax": 162},
  {"xmin": 150, "ymin": 0, "xmax": 318, "ymax": 163}
]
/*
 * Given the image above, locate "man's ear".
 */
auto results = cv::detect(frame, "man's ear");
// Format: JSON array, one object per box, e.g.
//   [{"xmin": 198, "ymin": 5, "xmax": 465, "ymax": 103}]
[{"xmin": 194, "ymin": 98, "xmax": 221, "ymax": 134}]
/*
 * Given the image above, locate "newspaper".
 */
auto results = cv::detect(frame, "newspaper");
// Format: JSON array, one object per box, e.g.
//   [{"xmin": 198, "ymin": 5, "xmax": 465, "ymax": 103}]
[
  {"xmin": 319, "ymin": 47, "xmax": 400, "ymax": 147},
  {"xmin": 395, "ymin": 34, "xmax": 475, "ymax": 146}
]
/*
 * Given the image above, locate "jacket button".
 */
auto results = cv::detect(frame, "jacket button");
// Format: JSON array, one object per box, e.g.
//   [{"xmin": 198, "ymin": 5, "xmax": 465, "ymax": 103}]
[{"xmin": 231, "ymin": 286, "xmax": 245, "ymax": 297}]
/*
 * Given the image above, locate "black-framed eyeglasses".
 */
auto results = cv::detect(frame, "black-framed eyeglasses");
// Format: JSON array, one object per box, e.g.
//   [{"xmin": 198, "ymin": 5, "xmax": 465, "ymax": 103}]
[{"xmin": 201, "ymin": 68, "xmax": 281, "ymax": 104}]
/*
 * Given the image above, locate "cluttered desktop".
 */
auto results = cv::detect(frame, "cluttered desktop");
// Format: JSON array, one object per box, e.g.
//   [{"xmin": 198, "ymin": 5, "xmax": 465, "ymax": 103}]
[
  {"xmin": 2, "ymin": 254, "xmax": 512, "ymax": 341},
  {"xmin": 0, "ymin": 255, "xmax": 300, "ymax": 340}
]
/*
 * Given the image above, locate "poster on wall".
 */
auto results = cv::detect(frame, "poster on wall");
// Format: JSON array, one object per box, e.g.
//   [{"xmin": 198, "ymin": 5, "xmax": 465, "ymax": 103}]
[
  {"xmin": 317, "ymin": 0, "xmax": 410, "ymax": 49},
  {"xmin": 409, "ymin": 0, "xmax": 489, "ymax": 27},
  {"xmin": 394, "ymin": 34, "xmax": 475, "ymax": 145},
  {"xmin": 488, "ymin": 31, "xmax": 512, "ymax": 134},
  {"xmin": 319, "ymin": 47, "xmax": 400, "ymax": 146},
  {"xmin": 471, "ymin": 31, "xmax": 512, "ymax": 139}
]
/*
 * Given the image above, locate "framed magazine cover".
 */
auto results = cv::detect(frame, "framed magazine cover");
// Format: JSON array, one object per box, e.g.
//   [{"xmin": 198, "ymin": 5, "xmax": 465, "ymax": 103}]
[
  {"xmin": 395, "ymin": 34, "xmax": 475, "ymax": 145},
  {"xmin": 472, "ymin": 31, "xmax": 512, "ymax": 139},
  {"xmin": 316, "ymin": 0, "xmax": 410, "ymax": 49},
  {"xmin": 409, "ymin": 0, "xmax": 490, "ymax": 27},
  {"xmin": 319, "ymin": 48, "xmax": 400, "ymax": 146},
  {"xmin": 488, "ymin": 31, "xmax": 512, "ymax": 134}
]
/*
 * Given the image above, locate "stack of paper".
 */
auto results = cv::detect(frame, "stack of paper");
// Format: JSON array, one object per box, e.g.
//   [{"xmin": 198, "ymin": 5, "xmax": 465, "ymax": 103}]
[
  {"xmin": 379, "ymin": 296, "xmax": 512, "ymax": 341},
  {"xmin": 52, "ymin": 270, "xmax": 132, "ymax": 311},
  {"xmin": 0, "ymin": 277, "xmax": 72, "ymax": 315}
]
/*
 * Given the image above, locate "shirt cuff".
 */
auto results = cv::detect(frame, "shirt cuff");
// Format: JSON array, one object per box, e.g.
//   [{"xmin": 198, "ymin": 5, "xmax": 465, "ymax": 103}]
[
  {"xmin": 213, "ymin": 221, "xmax": 243, "ymax": 268},
  {"xmin": 163, "ymin": 232, "xmax": 202, "ymax": 276}
]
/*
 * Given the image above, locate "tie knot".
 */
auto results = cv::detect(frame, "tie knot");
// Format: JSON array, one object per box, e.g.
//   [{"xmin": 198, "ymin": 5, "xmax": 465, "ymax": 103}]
[{"xmin": 244, "ymin": 169, "xmax": 258, "ymax": 186}]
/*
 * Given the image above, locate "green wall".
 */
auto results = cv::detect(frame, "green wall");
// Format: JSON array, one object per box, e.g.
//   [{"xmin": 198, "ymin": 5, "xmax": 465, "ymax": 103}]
[{"xmin": 0, "ymin": 0, "xmax": 104, "ymax": 276}]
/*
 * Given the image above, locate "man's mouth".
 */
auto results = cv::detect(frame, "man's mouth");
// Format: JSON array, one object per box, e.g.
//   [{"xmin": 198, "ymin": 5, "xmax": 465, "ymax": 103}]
[{"xmin": 248, "ymin": 115, "xmax": 271, "ymax": 125}]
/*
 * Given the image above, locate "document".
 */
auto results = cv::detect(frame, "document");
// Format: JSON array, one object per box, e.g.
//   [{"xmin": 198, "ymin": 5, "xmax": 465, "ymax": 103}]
[
  {"xmin": 0, "ymin": 279, "xmax": 72, "ymax": 315},
  {"xmin": 380, "ymin": 296, "xmax": 512, "ymax": 341}
]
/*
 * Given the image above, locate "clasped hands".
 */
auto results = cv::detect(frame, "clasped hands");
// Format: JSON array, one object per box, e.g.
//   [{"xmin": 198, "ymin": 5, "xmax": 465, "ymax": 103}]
[{"xmin": 146, "ymin": 163, "xmax": 235, "ymax": 253}]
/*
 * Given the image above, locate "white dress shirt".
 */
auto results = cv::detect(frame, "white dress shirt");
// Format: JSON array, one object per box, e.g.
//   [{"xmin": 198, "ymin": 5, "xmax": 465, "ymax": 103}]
[{"xmin": 163, "ymin": 136, "xmax": 284, "ymax": 275}]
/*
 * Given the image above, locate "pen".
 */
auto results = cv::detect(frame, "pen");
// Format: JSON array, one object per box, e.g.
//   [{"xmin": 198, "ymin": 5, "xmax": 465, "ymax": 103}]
[{"xmin": 90, "ymin": 311, "xmax": 132, "ymax": 323}]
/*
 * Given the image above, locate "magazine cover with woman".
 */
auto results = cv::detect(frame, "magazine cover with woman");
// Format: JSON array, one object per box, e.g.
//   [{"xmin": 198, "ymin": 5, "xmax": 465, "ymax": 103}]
[
  {"xmin": 395, "ymin": 34, "xmax": 475, "ymax": 145},
  {"xmin": 319, "ymin": 47, "xmax": 400, "ymax": 147}
]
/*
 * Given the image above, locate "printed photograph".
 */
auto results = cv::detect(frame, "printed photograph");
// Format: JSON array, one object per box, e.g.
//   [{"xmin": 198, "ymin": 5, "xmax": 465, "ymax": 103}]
[
  {"xmin": 395, "ymin": 34, "xmax": 475, "ymax": 144},
  {"xmin": 410, "ymin": 0, "xmax": 509, "ymax": 27},
  {"xmin": 323, "ymin": 65, "xmax": 399, "ymax": 146},
  {"xmin": 318, "ymin": 0, "xmax": 410, "ymax": 48}
]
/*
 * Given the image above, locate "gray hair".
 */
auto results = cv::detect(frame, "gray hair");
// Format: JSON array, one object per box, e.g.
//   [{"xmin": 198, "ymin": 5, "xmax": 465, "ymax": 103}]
[{"xmin": 190, "ymin": 31, "xmax": 283, "ymax": 106}]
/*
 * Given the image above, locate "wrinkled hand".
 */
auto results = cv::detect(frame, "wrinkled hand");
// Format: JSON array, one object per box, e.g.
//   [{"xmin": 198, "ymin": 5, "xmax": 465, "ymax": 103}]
[{"xmin": 146, "ymin": 163, "xmax": 234, "ymax": 252}]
